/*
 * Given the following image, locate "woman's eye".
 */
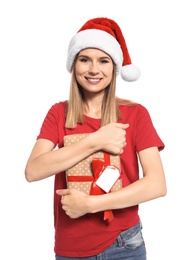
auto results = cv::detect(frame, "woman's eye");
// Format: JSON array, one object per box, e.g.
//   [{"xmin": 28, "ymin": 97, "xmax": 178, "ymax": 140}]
[
  {"xmin": 101, "ymin": 59, "xmax": 109, "ymax": 64},
  {"xmin": 80, "ymin": 58, "xmax": 88, "ymax": 62}
]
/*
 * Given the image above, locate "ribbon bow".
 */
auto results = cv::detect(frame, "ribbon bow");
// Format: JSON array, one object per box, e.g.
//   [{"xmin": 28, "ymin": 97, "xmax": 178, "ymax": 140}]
[{"xmin": 90, "ymin": 154, "xmax": 114, "ymax": 224}]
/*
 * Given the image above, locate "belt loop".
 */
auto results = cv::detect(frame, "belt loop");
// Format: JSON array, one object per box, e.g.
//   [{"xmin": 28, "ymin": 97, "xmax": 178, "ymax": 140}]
[{"xmin": 116, "ymin": 234, "xmax": 123, "ymax": 247}]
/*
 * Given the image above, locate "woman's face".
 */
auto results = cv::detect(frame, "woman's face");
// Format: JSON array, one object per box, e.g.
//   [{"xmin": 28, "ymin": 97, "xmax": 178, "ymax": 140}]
[{"xmin": 75, "ymin": 48, "xmax": 113, "ymax": 95}]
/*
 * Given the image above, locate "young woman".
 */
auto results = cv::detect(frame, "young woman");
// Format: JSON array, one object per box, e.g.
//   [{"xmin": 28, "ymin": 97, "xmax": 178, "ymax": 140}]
[{"xmin": 25, "ymin": 17, "xmax": 167, "ymax": 260}]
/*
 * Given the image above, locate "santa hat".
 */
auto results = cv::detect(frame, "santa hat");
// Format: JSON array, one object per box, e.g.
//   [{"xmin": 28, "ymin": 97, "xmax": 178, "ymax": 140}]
[{"xmin": 66, "ymin": 17, "xmax": 140, "ymax": 82}]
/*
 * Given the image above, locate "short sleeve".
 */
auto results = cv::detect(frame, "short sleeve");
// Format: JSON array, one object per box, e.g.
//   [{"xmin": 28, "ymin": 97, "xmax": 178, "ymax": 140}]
[
  {"xmin": 37, "ymin": 102, "xmax": 66, "ymax": 147},
  {"xmin": 134, "ymin": 105, "xmax": 165, "ymax": 152}
]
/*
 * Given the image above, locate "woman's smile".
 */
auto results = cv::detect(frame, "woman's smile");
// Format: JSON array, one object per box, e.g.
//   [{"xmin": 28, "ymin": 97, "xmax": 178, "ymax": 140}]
[{"xmin": 85, "ymin": 77, "xmax": 102, "ymax": 84}]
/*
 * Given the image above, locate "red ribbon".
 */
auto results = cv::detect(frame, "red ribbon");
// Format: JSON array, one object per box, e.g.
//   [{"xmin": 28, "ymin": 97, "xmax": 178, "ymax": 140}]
[
  {"xmin": 67, "ymin": 152, "xmax": 115, "ymax": 224},
  {"xmin": 91, "ymin": 156, "xmax": 114, "ymax": 223}
]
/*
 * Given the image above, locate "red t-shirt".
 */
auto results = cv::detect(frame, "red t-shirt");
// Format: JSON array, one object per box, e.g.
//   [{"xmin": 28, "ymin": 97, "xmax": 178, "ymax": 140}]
[{"xmin": 37, "ymin": 101, "xmax": 164, "ymax": 257}]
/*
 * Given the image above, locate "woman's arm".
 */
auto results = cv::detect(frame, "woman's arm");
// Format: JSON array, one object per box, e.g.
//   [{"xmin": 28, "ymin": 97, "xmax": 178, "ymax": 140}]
[
  {"xmin": 25, "ymin": 137, "xmax": 95, "ymax": 182},
  {"xmin": 91, "ymin": 146, "xmax": 167, "ymax": 210},
  {"xmin": 25, "ymin": 123, "xmax": 128, "ymax": 182},
  {"xmin": 56, "ymin": 146, "xmax": 167, "ymax": 218}
]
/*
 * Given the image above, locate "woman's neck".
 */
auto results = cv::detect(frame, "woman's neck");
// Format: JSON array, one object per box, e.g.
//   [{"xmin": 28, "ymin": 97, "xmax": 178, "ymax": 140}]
[{"xmin": 83, "ymin": 101, "xmax": 102, "ymax": 119}]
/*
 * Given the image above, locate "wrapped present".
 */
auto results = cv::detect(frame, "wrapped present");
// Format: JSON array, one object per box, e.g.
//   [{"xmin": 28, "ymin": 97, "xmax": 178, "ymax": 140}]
[{"xmin": 64, "ymin": 133, "xmax": 123, "ymax": 223}]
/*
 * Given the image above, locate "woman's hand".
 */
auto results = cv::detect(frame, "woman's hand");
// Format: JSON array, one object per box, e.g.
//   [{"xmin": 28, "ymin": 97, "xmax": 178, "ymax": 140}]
[
  {"xmin": 56, "ymin": 189, "xmax": 91, "ymax": 218},
  {"xmin": 92, "ymin": 123, "xmax": 129, "ymax": 155}
]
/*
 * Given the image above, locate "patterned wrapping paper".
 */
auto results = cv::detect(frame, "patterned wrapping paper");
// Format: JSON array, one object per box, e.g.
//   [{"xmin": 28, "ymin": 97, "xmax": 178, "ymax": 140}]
[{"xmin": 64, "ymin": 133, "xmax": 122, "ymax": 195}]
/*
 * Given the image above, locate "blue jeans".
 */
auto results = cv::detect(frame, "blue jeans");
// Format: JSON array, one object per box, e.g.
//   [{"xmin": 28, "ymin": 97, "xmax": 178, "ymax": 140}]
[{"xmin": 55, "ymin": 221, "xmax": 146, "ymax": 260}]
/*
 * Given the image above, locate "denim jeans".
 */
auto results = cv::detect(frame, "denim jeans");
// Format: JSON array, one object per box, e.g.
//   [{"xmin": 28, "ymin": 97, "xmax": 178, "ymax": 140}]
[{"xmin": 55, "ymin": 221, "xmax": 146, "ymax": 260}]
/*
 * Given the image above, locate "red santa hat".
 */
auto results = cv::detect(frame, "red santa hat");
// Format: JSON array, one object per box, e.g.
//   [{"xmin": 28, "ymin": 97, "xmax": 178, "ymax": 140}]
[{"xmin": 66, "ymin": 17, "xmax": 140, "ymax": 82}]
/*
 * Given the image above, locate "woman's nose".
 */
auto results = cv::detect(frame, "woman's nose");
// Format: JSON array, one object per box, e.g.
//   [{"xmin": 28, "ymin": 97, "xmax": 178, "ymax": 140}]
[{"xmin": 88, "ymin": 62, "xmax": 99, "ymax": 74}]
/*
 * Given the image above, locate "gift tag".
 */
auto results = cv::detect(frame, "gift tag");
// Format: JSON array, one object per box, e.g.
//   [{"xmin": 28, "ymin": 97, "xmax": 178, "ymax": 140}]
[{"xmin": 96, "ymin": 166, "xmax": 120, "ymax": 193}]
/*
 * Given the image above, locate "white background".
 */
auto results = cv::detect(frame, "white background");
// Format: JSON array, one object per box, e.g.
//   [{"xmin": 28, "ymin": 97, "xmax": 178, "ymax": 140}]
[{"xmin": 0, "ymin": 0, "xmax": 189, "ymax": 259}]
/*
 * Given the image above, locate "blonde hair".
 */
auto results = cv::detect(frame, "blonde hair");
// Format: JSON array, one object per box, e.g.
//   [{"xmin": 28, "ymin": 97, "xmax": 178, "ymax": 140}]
[{"xmin": 65, "ymin": 61, "xmax": 135, "ymax": 129}]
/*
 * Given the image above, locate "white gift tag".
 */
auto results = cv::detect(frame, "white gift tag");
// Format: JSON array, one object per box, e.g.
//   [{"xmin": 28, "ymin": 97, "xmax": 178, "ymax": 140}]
[{"xmin": 96, "ymin": 166, "xmax": 120, "ymax": 193}]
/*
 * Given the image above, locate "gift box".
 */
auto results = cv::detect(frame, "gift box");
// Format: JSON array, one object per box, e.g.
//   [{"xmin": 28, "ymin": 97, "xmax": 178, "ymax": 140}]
[
  {"xmin": 64, "ymin": 133, "xmax": 123, "ymax": 223},
  {"xmin": 64, "ymin": 133, "xmax": 122, "ymax": 194}
]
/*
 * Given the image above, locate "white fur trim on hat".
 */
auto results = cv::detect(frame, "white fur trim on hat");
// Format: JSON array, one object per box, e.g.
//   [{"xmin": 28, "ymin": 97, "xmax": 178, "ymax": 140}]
[{"xmin": 66, "ymin": 29, "xmax": 123, "ymax": 74}]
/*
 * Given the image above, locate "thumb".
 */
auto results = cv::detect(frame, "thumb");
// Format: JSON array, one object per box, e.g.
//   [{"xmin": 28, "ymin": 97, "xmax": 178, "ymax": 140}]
[
  {"xmin": 121, "ymin": 123, "xmax": 129, "ymax": 129},
  {"xmin": 116, "ymin": 123, "xmax": 129, "ymax": 129},
  {"xmin": 56, "ymin": 189, "xmax": 69, "ymax": 196}
]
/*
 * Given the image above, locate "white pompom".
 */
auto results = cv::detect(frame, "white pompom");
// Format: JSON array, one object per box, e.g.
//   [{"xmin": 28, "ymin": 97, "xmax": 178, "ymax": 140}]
[{"xmin": 121, "ymin": 64, "xmax": 141, "ymax": 82}]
